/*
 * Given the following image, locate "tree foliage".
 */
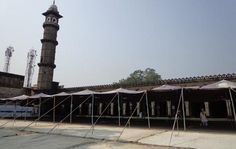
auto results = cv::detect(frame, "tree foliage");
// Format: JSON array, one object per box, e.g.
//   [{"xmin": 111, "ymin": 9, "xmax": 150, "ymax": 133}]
[{"xmin": 118, "ymin": 68, "xmax": 161, "ymax": 85}]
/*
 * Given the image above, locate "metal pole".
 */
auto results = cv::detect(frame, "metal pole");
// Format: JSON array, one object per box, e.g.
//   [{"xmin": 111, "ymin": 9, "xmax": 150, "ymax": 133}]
[
  {"xmin": 145, "ymin": 91, "xmax": 150, "ymax": 128},
  {"xmin": 53, "ymin": 97, "xmax": 56, "ymax": 123},
  {"xmin": 70, "ymin": 96, "xmax": 73, "ymax": 123},
  {"xmin": 24, "ymin": 99, "xmax": 29, "ymax": 121},
  {"xmin": 116, "ymin": 93, "xmax": 146, "ymax": 141},
  {"xmin": 169, "ymin": 90, "xmax": 182, "ymax": 146},
  {"xmin": 91, "ymin": 94, "xmax": 94, "ymax": 125},
  {"xmin": 13, "ymin": 101, "xmax": 16, "ymax": 127},
  {"xmin": 0, "ymin": 100, "xmax": 15, "ymax": 118},
  {"xmin": 38, "ymin": 98, "xmax": 41, "ymax": 119},
  {"xmin": 181, "ymin": 88, "xmax": 186, "ymax": 130},
  {"xmin": 118, "ymin": 93, "xmax": 121, "ymax": 126},
  {"xmin": 0, "ymin": 98, "xmax": 38, "ymax": 128},
  {"xmin": 84, "ymin": 94, "xmax": 118, "ymax": 137},
  {"xmin": 229, "ymin": 88, "xmax": 236, "ymax": 123},
  {"xmin": 21, "ymin": 96, "xmax": 71, "ymax": 131},
  {"xmin": 47, "ymin": 95, "xmax": 92, "ymax": 134}
]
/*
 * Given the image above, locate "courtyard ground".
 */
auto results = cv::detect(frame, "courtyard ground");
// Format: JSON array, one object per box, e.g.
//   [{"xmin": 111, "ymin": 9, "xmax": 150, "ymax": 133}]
[{"xmin": 0, "ymin": 119, "xmax": 235, "ymax": 149}]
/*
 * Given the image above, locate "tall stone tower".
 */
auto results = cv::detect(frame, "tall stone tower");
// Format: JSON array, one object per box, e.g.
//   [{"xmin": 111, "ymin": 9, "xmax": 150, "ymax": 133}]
[{"xmin": 37, "ymin": 1, "xmax": 62, "ymax": 90}]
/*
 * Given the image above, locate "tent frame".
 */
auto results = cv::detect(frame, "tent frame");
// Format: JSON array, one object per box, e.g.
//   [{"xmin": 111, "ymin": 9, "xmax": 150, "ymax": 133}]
[
  {"xmin": 116, "ymin": 92, "xmax": 146, "ymax": 141},
  {"xmin": 229, "ymin": 88, "xmax": 236, "ymax": 123},
  {"xmin": 84, "ymin": 93, "xmax": 118, "ymax": 137},
  {"xmin": 21, "ymin": 95, "xmax": 71, "ymax": 131},
  {"xmin": 48, "ymin": 95, "xmax": 92, "ymax": 134}
]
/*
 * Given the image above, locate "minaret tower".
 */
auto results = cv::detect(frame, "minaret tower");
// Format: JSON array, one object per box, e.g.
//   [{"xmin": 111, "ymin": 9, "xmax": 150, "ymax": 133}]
[{"xmin": 37, "ymin": 1, "xmax": 62, "ymax": 90}]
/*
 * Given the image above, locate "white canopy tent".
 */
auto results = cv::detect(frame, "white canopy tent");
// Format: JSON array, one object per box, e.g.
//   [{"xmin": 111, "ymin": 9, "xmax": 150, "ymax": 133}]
[
  {"xmin": 52, "ymin": 92, "xmax": 71, "ymax": 97},
  {"xmin": 5, "ymin": 95, "xmax": 29, "ymax": 101},
  {"xmin": 101, "ymin": 88, "xmax": 148, "ymax": 127},
  {"xmin": 0, "ymin": 95, "xmax": 30, "ymax": 127},
  {"xmin": 184, "ymin": 86, "xmax": 200, "ymax": 89},
  {"xmin": 151, "ymin": 85, "xmax": 186, "ymax": 131},
  {"xmin": 70, "ymin": 89, "xmax": 99, "ymax": 123},
  {"xmin": 101, "ymin": 88, "xmax": 145, "ymax": 94},
  {"xmin": 201, "ymin": 80, "xmax": 236, "ymax": 89},
  {"xmin": 201, "ymin": 80, "xmax": 236, "ymax": 123},
  {"xmin": 51, "ymin": 92, "xmax": 71, "ymax": 122},
  {"xmin": 72, "ymin": 89, "xmax": 99, "ymax": 96},
  {"xmin": 152, "ymin": 85, "xmax": 181, "ymax": 91},
  {"xmin": 29, "ymin": 93, "xmax": 52, "ymax": 99},
  {"xmin": 28, "ymin": 93, "xmax": 52, "ymax": 120}
]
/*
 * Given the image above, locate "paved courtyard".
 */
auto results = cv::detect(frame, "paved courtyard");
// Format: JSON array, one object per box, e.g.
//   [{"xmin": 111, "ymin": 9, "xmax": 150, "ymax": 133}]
[{"xmin": 0, "ymin": 119, "xmax": 235, "ymax": 149}]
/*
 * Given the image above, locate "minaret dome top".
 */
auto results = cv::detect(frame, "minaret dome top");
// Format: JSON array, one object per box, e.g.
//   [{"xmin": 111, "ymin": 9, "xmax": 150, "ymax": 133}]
[
  {"xmin": 48, "ymin": 3, "xmax": 58, "ymax": 13},
  {"xmin": 42, "ymin": 0, "xmax": 62, "ymax": 18}
]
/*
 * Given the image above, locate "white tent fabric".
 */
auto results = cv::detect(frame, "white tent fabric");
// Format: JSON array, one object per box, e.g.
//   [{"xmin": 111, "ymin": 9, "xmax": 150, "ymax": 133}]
[
  {"xmin": 29, "ymin": 93, "xmax": 52, "ymax": 99},
  {"xmin": 152, "ymin": 85, "xmax": 181, "ymax": 91},
  {"xmin": 0, "ymin": 98, "xmax": 6, "ymax": 101},
  {"xmin": 53, "ymin": 92, "xmax": 71, "ymax": 97},
  {"xmin": 201, "ymin": 80, "xmax": 236, "ymax": 89},
  {"xmin": 101, "ymin": 88, "xmax": 145, "ymax": 94},
  {"xmin": 72, "ymin": 89, "xmax": 99, "ymax": 95},
  {"xmin": 184, "ymin": 86, "xmax": 200, "ymax": 89},
  {"xmin": 4, "ymin": 95, "xmax": 29, "ymax": 101}
]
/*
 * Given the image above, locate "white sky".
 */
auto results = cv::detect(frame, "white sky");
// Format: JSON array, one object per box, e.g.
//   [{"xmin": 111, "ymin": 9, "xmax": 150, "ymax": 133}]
[{"xmin": 0, "ymin": 0, "xmax": 235, "ymax": 87}]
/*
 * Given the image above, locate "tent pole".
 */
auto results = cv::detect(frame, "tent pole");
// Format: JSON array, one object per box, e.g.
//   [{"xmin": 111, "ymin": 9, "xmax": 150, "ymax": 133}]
[
  {"xmin": 38, "ymin": 98, "xmax": 41, "ymax": 120},
  {"xmin": 53, "ymin": 97, "xmax": 56, "ymax": 123},
  {"xmin": 84, "ymin": 94, "xmax": 118, "ymax": 137},
  {"xmin": 118, "ymin": 93, "xmax": 121, "ymax": 126},
  {"xmin": 13, "ymin": 101, "xmax": 16, "ymax": 127},
  {"xmin": 91, "ymin": 94, "xmax": 94, "ymax": 125},
  {"xmin": 0, "ymin": 100, "xmax": 14, "ymax": 119},
  {"xmin": 145, "ymin": 91, "xmax": 150, "ymax": 128},
  {"xmin": 0, "ymin": 98, "xmax": 38, "ymax": 128},
  {"xmin": 181, "ymin": 88, "xmax": 186, "ymax": 131},
  {"xmin": 24, "ymin": 99, "xmax": 29, "ymax": 121},
  {"xmin": 70, "ymin": 96, "xmax": 73, "ymax": 123},
  {"xmin": 116, "ymin": 93, "xmax": 146, "ymax": 141},
  {"xmin": 91, "ymin": 94, "xmax": 117, "ymax": 135},
  {"xmin": 20, "ymin": 100, "xmax": 23, "ymax": 119},
  {"xmin": 21, "ymin": 96, "xmax": 70, "ymax": 131},
  {"xmin": 229, "ymin": 88, "xmax": 236, "ymax": 123},
  {"xmin": 169, "ymin": 89, "xmax": 182, "ymax": 146},
  {"xmin": 47, "ymin": 95, "xmax": 91, "ymax": 134}
]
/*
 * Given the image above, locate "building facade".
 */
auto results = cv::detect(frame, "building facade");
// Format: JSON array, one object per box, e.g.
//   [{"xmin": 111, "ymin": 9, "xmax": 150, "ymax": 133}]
[{"xmin": 0, "ymin": 71, "xmax": 24, "ymax": 98}]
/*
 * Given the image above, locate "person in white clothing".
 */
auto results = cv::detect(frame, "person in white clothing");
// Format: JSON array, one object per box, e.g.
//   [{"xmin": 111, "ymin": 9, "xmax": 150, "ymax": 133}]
[{"xmin": 200, "ymin": 108, "xmax": 208, "ymax": 127}]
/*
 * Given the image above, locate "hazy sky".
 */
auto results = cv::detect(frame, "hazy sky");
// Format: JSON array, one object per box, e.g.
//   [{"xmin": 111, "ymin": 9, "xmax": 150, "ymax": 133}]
[{"xmin": 0, "ymin": 0, "xmax": 235, "ymax": 87}]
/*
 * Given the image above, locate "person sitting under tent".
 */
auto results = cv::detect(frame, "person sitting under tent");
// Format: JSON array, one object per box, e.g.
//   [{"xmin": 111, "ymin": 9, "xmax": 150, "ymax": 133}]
[{"xmin": 200, "ymin": 108, "xmax": 208, "ymax": 127}]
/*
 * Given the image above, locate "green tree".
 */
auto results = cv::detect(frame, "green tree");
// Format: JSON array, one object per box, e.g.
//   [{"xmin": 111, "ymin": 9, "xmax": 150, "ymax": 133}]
[{"xmin": 118, "ymin": 68, "xmax": 161, "ymax": 84}]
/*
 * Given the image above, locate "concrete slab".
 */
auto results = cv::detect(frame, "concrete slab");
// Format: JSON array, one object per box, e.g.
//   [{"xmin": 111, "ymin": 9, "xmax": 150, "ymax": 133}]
[
  {"xmin": 139, "ymin": 130, "xmax": 236, "ymax": 149},
  {"xmin": 1, "ymin": 119, "xmax": 235, "ymax": 149},
  {"xmin": 0, "ymin": 128, "xmax": 172, "ymax": 149}
]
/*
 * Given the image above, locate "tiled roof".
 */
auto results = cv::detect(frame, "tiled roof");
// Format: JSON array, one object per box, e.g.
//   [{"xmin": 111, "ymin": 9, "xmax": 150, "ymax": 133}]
[{"xmin": 63, "ymin": 73, "xmax": 236, "ymax": 92}]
